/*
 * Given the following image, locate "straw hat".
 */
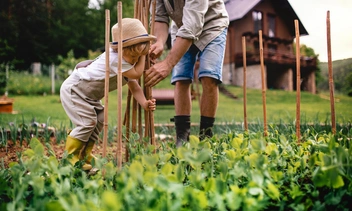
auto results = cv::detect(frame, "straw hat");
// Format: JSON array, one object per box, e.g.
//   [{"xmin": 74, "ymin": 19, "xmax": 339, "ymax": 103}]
[{"xmin": 111, "ymin": 18, "xmax": 156, "ymax": 48}]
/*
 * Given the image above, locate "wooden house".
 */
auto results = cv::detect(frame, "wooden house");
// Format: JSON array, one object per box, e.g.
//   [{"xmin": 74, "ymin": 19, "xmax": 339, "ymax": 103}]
[{"xmin": 223, "ymin": 0, "xmax": 317, "ymax": 94}]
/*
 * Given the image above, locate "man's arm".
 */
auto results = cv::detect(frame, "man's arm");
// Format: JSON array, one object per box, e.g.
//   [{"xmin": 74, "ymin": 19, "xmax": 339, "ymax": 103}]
[
  {"xmin": 145, "ymin": 32, "xmax": 192, "ymax": 87},
  {"xmin": 163, "ymin": 36, "xmax": 192, "ymax": 68},
  {"xmin": 149, "ymin": 22, "xmax": 170, "ymax": 60}
]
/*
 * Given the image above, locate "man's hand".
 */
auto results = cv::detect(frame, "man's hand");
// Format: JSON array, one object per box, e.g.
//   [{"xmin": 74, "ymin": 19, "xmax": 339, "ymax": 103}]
[
  {"xmin": 145, "ymin": 32, "xmax": 193, "ymax": 87},
  {"xmin": 149, "ymin": 41, "xmax": 164, "ymax": 61},
  {"xmin": 144, "ymin": 60, "xmax": 172, "ymax": 87}
]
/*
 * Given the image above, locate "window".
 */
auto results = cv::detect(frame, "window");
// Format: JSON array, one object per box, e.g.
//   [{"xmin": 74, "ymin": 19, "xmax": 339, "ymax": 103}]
[
  {"xmin": 252, "ymin": 11, "xmax": 262, "ymax": 33},
  {"xmin": 268, "ymin": 14, "xmax": 276, "ymax": 37}
]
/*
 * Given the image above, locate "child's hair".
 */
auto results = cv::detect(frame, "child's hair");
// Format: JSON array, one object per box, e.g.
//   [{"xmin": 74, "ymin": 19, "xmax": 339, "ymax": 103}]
[{"xmin": 113, "ymin": 41, "xmax": 150, "ymax": 57}]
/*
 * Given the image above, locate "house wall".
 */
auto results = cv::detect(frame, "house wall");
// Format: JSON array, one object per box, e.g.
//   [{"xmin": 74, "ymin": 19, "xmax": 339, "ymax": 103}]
[
  {"xmin": 232, "ymin": 64, "xmax": 266, "ymax": 89},
  {"xmin": 223, "ymin": 22, "xmax": 236, "ymax": 84},
  {"xmin": 224, "ymin": 0, "xmax": 294, "ymax": 86},
  {"xmin": 228, "ymin": 63, "xmax": 294, "ymax": 91},
  {"xmin": 257, "ymin": 0, "xmax": 293, "ymax": 52},
  {"xmin": 276, "ymin": 68, "xmax": 293, "ymax": 91},
  {"xmin": 225, "ymin": 0, "xmax": 295, "ymax": 60},
  {"xmin": 223, "ymin": 0, "xmax": 317, "ymax": 94},
  {"xmin": 303, "ymin": 71, "xmax": 316, "ymax": 94},
  {"xmin": 222, "ymin": 62, "xmax": 235, "ymax": 85}
]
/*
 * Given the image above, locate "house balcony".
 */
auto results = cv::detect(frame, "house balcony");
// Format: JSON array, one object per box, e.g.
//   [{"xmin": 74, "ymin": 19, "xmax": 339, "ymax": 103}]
[
  {"xmin": 235, "ymin": 50, "xmax": 317, "ymax": 69},
  {"xmin": 236, "ymin": 32, "xmax": 317, "ymax": 69}
]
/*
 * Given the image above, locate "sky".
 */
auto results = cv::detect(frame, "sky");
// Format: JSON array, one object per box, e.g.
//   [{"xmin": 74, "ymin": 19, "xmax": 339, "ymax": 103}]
[{"xmin": 287, "ymin": 0, "xmax": 352, "ymax": 62}]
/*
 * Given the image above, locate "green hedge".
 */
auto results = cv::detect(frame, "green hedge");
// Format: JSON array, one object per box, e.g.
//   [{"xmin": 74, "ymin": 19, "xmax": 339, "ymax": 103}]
[{"xmin": 6, "ymin": 71, "xmax": 63, "ymax": 95}]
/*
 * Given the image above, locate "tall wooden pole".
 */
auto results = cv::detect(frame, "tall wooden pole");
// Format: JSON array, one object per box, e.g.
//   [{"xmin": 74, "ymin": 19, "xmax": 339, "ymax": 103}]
[
  {"xmin": 142, "ymin": 0, "xmax": 150, "ymax": 139},
  {"xmin": 116, "ymin": 1, "xmax": 123, "ymax": 169},
  {"xmin": 133, "ymin": 0, "xmax": 142, "ymax": 140},
  {"xmin": 326, "ymin": 11, "xmax": 336, "ymax": 134},
  {"xmin": 134, "ymin": 0, "xmax": 139, "ymax": 18},
  {"xmin": 103, "ymin": 9, "xmax": 110, "ymax": 158},
  {"xmin": 294, "ymin": 20, "xmax": 301, "ymax": 142},
  {"xmin": 259, "ymin": 30, "xmax": 267, "ymax": 136},
  {"xmin": 126, "ymin": 0, "xmax": 139, "ymax": 142},
  {"xmin": 148, "ymin": 0, "xmax": 156, "ymax": 149},
  {"xmin": 124, "ymin": 92, "xmax": 131, "ymax": 162},
  {"xmin": 242, "ymin": 36, "xmax": 248, "ymax": 131}
]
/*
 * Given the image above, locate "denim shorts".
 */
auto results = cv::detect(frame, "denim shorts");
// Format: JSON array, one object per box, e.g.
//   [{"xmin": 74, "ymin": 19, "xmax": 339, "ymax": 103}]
[{"xmin": 171, "ymin": 28, "xmax": 228, "ymax": 84}]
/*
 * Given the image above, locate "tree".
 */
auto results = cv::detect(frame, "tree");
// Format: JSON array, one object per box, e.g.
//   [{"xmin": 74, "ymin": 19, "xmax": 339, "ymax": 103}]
[
  {"xmin": 0, "ymin": 0, "xmax": 135, "ymax": 71},
  {"xmin": 294, "ymin": 44, "xmax": 323, "ymax": 89},
  {"xmin": 346, "ymin": 72, "xmax": 352, "ymax": 96}
]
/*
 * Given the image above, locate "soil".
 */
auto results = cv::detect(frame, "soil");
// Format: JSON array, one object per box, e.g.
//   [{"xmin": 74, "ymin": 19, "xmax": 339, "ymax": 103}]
[
  {"xmin": 0, "ymin": 138, "xmax": 97, "ymax": 169},
  {"xmin": 0, "ymin": 137, "xmax": 65, "ymax": 169},
  {"xmin": 0, "ymin": 132, "xmax": 173, "ymax": 169}
]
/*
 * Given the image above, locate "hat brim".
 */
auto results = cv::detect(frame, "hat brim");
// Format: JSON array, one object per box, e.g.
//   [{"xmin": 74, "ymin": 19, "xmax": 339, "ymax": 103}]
[{"xmin": 111, "ymin": 35, "xmax": 156, "ymax": 49}]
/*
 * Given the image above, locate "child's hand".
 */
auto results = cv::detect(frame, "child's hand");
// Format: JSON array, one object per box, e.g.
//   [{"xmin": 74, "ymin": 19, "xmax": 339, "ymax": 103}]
[{"xmin": 145, "ymin": 99, "xmax": 156, "ymax": 111}]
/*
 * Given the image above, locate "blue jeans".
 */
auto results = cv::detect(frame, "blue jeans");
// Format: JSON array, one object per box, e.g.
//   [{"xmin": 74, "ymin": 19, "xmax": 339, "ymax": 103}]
[{"xmin": 171, "ymin": 28, "xmax": 228, "ymax": 84}]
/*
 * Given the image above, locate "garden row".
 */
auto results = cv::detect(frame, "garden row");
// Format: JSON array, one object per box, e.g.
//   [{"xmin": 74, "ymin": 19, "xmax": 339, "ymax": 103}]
[{"xmin": 0, "ymin": 124, "xmax": 351, "ymax": 210}]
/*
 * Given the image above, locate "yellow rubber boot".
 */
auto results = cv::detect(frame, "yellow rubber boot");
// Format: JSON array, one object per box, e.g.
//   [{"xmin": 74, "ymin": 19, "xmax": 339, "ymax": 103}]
[
  {"xmin": 65, "ymin": 136, "xmax": 92, "ymax": 171},
  {"xmin": 85, "ymin": 140, "xmax": 98, "ymax": 164}
]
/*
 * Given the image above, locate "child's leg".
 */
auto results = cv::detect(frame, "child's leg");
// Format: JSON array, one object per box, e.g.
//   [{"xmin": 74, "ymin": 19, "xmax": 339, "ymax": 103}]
[{"xmin": 65, "ymin": 135, "xmax": 92, "ymax": 171}]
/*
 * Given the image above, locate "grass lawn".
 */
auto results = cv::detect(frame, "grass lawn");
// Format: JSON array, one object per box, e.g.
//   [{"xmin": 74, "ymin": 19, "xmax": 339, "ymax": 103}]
[{"xmin": 1, "ymin": 84, "xmax": 351, "ymax": 130}]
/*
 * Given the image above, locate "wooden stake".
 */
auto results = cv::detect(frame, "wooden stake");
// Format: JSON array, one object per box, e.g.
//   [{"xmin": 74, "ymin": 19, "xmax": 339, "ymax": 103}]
[
  {"xmin": 132, "ymin": 93, "xmax": 138, "ymax": 133},
  {"xmin": 149, "ymin": 0, "xmax": 155, "ymax": 34},
  {"xmin": 134, "ymin": 0, "xmax": 139, "ymax": 18},
  {"xmin": 138, "ymin": 101, "xmax": 142, "ymax": 139},
  {"xmin": 294, "ymin": 20, "xmax": 301, "ymax": 142},
  {"xmin": 148, "ymin": 0, "xmax": 156, "ymax": 149},
  {"xmin": 142, "ymin": 0, "xmax": 150, "ymax": 140},
  {"xmin": 103, "ymin": 9, "xmax": 110, "ymax": 158},
  {"xmin": 116, "ymin": 1, "xmax": 123, "ymax": 169},
  {"xmin": 259, "ymin": 30, "xmax": 267, "ymax": 136},
  {"xmin": 138, "ymin": 0, "xmax": 155, "ymax": 148},
  {"xmin": 123, "ymin": 0, "xmax": 140, "ymax": 162},
  {"xmin": 124, "ymin": 90, "xmax": 132, "ymax": 162},
  {"xmin": 134, "ymin": 0, "xmax": 143, "ymax": 141},
  {"xmin": 326, "ymin": 11, "xmax": 336, "ymax": 134},
  {"xmin": 242, "ymin": 36, "xmax": 248, "ymax": 131}
]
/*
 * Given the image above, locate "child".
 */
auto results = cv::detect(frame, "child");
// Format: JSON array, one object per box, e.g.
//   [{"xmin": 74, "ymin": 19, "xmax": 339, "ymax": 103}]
[{"xmin": 60, "ymin": 18, "xmax": 156, "ymax": 170}]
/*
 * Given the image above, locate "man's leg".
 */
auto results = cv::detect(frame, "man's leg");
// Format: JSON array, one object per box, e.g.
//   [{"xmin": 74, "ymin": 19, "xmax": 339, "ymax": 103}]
[
  {"xmin": 170, "ymin": 44, "xmax": 199, "ymax": 147},
  {"xmin": 197, "ymin": 28, "xmax": 227, "ymax": 140},
  {"xmin": 199, "ymin": 77, "xmax": 218, "ymax": 140},
  {"xmin": 174, "ymin": 80, "xmax": 192, "ymax": 147}
]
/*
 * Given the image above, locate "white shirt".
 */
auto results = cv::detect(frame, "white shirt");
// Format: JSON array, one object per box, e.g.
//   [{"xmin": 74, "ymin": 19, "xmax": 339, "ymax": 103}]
[{"xmin": 75, "ymin": 48, "xmax": 134, "ymax": 81}]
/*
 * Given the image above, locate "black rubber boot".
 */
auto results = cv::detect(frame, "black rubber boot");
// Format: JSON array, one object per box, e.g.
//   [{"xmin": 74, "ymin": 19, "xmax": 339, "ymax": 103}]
[
  {"xmin": 172, "ymin": 115, "xmax": 191, "ymax": 147},
  {"xmin": 199, "ymin": 116, "xmax": 215, "ymax": 141}
]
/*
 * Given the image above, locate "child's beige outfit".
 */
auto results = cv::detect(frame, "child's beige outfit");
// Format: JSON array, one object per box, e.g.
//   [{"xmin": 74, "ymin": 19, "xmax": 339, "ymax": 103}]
[{"xmin": 60, "ymin": 48, "xmax": 133, "ymax": 142}]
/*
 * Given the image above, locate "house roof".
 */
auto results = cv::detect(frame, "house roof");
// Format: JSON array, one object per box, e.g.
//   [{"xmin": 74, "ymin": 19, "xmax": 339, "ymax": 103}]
[{"xmin": 224, "ymin": 0, "xmax": 308, "ymax": 36}]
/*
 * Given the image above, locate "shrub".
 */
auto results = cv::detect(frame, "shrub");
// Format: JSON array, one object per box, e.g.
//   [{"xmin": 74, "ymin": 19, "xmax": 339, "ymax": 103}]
[{"xmin": 7, "ymin": 71, "xmax": 63, "ymax": 95}]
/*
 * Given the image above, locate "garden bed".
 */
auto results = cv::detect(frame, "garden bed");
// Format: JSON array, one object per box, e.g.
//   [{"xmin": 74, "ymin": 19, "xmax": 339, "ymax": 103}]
[{"xmin": 1, "ymin": 123, "xmax": 351, "ymax": 210}]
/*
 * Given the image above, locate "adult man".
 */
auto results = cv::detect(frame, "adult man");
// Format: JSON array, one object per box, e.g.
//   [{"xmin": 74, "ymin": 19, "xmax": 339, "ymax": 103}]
[{"xmin": 145, "ymin": 0, "xmax": 229, "ymax": 147}]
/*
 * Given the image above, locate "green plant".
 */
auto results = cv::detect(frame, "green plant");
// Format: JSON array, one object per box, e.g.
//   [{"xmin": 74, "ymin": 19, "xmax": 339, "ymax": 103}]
[
  {"xmin": 1, "ymin": 127, "xmax": 351, "ymax": 210},
  {"xmin": 56, "ymin": 50, "xmax": 101, "ymax": 79},
  {"xmin": 6, "ymin": 71, "xmax": 63, "ymax": 96}
]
